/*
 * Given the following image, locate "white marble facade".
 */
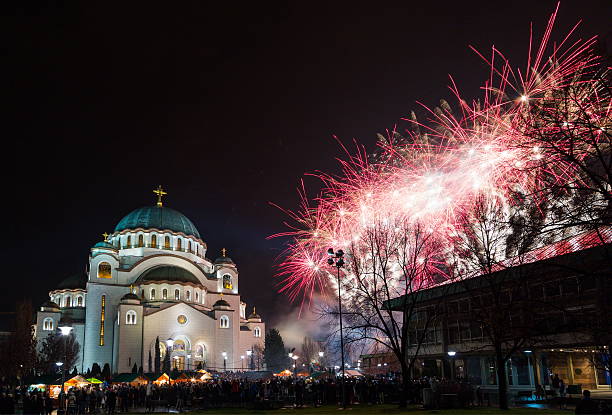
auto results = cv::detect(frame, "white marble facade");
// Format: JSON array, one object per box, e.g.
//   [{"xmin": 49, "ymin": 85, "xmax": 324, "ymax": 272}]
[{"xmin": 35, "ymin": 201, "xmax": 265, "ymax": 374}]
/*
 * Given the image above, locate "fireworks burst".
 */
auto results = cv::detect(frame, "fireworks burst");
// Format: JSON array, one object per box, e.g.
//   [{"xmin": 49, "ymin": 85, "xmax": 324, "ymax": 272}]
[{"xmin": 272, "ymin": 6, "xmax": 611, "ymax": 308}]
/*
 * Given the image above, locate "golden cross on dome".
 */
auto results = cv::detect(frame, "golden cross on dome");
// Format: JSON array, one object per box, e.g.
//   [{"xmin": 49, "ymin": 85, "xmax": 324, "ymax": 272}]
[
  {"xmin": 153, "ymin": 185, "xmax": 167, "ymax": 207},
  {"xmin": 102, "ymin": 232, "xmax": 109, "ymax": 241},
  {"xmin": 221, "ymin": 248, "xmax": 227, "ymax": 257}
]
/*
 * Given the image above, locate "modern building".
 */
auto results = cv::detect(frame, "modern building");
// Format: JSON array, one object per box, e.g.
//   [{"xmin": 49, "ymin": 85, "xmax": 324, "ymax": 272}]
[
  {"xmin": 378, "ymin": 229, "xmax": 611, "ymax": 397},
  {"xmin": 34, "ymin": 189, "xmax": 265, "ymax": 374}
]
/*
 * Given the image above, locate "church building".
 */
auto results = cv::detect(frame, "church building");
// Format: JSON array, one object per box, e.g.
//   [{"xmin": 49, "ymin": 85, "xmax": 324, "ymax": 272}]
[{"xmin": 35, "ymin": 187, "xmax": 265, "ymax": 374}]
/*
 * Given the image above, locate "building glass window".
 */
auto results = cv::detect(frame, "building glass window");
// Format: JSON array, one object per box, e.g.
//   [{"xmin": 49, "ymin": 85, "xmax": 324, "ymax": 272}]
[
  {"xmin": 100, "ymin": 295, "xmax": 106, "ymax": 346},
  {"xmin": 151, "ymin": 234, "xmax": 157, "ymax": 248},
  {"xmin": 164, "ymin": 236, "xmax": 170, "ymax": 249},
  {"xmin": 138, "ymin": 234, "xmax": 144, "ymax": 247},
  {"xmin": 254, "ymin": 327, "xmax": 261, "ymax": 337},
  {"xmin": 177, "ymin": 238, "xmax": 182, "ymax": 251},
  {"xmin": 43, "ymin": 317, "xmax": 54, "ymax": 331},
  {"xmin": 126, "ymin": 235, "xmax": 132, "ymax": 248},
  {"xmin": 175, "ymin": 289, "xmax": 180, "ymax": 301},
  {"xmin": 186, "ymin": 291, "xmax": 191, "ymax": 301},
  {"xmin": 98, "ymin": 262, "xmax": 112, "ymax": 279},
  {"xmin": 195, "ymin": 292, "xmax": 199, "ymax": 302},
  {"xmin": 125, "ymin": 310, "xmax": 137, "ymax": 325},
  {"xmin": 76, "ymin": 296, "xmax": 83, "ymax": 307},
  {"xmin": 163, "ymin": 289, "xmax": 168, "ymax": 300},
  {"xmin": 223, "ymin": 275, "xmax": 233, "ymax": 290},
  {"xmin": 220, "ymin": 315, "xmax": 230, "ymax": 329},
  {"xmin": 64, "ymin": 296, "xmax": 71, "ymax": 307},
  {"xmin": 150, "ymin": 289, "xmax": 156, "ymax": 300},
  {"xmin": 188, "ymin": 241, "xmax": 192, "ymax": 253}
]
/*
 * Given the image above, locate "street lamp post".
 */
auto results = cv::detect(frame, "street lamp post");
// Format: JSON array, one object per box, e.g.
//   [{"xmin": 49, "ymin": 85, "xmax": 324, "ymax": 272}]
[
  {"xmin": 166, "ymin": 339, "xmax": 174, "ymax": 371},
  {"xmin": 58, "ymin": 325, "xmax": 72, "ymax": 415},
  {"xmin": 327, "ymin": 247, "xmax": 347, "ymax": 409},
  {"xmin": 222, "ymin": 352, "xmax": 227, "ymax": 371},
  {"xmin": 447, "ymin": 351, "xmax": 457, "ymax": 380}
]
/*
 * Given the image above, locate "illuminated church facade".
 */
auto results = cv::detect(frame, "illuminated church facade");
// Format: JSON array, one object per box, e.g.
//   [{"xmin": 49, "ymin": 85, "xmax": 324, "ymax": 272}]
[{"xmin": 35, "ymin": 187, "xmax": 265, "ymax": 373}]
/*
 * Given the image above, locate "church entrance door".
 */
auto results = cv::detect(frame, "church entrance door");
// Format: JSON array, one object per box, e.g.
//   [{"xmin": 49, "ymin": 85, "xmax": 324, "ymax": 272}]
[{"xmin": 173, "ymin": 356, "xmax": 185, "ymax": 371}]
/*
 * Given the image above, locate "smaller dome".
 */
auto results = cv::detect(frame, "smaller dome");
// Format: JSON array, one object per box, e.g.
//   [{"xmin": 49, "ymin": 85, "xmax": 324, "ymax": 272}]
[
  {"xmin": 122, "ymin": 293, "xmax": 140, "ymax": 301},
  {"xmin": 248, "ymin": 307, "xmax": 261, "ymax": 320},
  {"xmin": 41, "ymin": 300, "xmax": 60, "ymax": 309},
  {"xmin": 215, "ymin": 256, "xmax": 235, "ymax": 265},
  {"xmin": 136, "ymin": 266, "xmax": 202, "ymax": 286},
  {"xmin": 56, "ymin": 273, "xmax": 87, "ymax": 290},
  {"xmin": 213, "ymin": 299, "xmax": 230, "ymax": 308},
  {"xmin": 93, "ymin": 241, "xmax": 115, "ymax": 249}
]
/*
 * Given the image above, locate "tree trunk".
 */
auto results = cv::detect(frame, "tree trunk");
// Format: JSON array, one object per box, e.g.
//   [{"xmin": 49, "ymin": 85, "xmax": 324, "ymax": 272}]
[
  {"xmin": 495, "ymin": 344, "xmax": 509, "ymax": 410},
  {"xmin": 399, "ymin": 362, "xmax": 409, "ymax": 408}
]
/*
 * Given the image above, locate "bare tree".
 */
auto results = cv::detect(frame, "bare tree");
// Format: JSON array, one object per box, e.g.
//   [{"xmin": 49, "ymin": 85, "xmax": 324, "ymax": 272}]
[
  {"xmin": 324, "ymin": 218, "xmax": 447, "ymax": 408},
  {"xmin": 448, "ymin": 195, "xmax": 551, "ymax": 409}
]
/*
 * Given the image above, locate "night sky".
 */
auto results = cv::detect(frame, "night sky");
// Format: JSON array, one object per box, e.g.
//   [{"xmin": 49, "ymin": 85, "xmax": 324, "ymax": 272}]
[{"xmin": 2, "ymin": 1, "xmax": 610, "ymax": 328}]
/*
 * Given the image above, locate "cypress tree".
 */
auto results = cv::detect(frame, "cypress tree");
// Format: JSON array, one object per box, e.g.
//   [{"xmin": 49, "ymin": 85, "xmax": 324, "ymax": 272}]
[
  {"xmin": 154, "ymin": 337, "xmax": 161, "ymax": 374},
  {"xmin": 132, "ymin": 363, "xmax": 138, "ymax": 373},
  {"xmin": 148, "ymin": 350, "xmax": 153, "ymax": 373}
]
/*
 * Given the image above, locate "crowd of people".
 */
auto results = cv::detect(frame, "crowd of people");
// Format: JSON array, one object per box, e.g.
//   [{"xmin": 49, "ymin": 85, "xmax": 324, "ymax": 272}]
[{"xmin": 1, "ymin": 374, "xmax": 611, "ymax": 414}]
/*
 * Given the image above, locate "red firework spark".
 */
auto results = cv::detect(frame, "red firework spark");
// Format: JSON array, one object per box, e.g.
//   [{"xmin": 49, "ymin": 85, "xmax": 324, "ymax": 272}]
[{"xmin": 271, "ymin": 5, "xmax": 611, "ymax": 308}]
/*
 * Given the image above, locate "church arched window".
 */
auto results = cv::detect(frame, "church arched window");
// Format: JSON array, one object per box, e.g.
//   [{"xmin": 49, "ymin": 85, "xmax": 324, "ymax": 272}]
[
  {"xmin": 125, "ymin": 310, "xmax": 137, "ymax": 325},
  {"xmin": 162, "ymin": 289, "xmax": 168, "ymax": 299},
  {"xmin": 177, "ymin": 238, "xmax": 182, "ymax": 251},
  {"xmin": 43, "ymin": 317, "xmax": 54, "ymax": 331},
  {"xmin": 186, "ymin": 290, "xmax": 191, "ymax": 301},
  {"xmin": 188, "ymin": 241, "xmax": 192, "ymax": 253},
  {"xmin": 76, "ymin": 295, "xmax": 83, "ymax": 307},
  {"xmin": 98, "ymin": 262, "xmax": 112, "ymax": 279},
  {"xmin": 195, "ymin": 291, "xmax": 199, "ymax": 302},
  {"xmin": 64, "ymin": 296, "xmax": 71, "ymax": 307},
  {"xmin": 138, "ymin": 234, "xmax": 144, "ymax": 247},
  {"xmin": 223, "ymin": 275, "xmax": 233, "ymax": 290},
  {"xmin": 151, "ymin": 234, "xmax": 157, "ymax": 248},
  {"xmin": 195, "ymin": 344, "xmax": 206, "ymax": 359},
  {"xmin": 150, "ymin": 289, "xmax": 156, "ymax": 300},
  {"xmin": 174, "ymin": 289, "xmax": 180, "ymax": 301},
  {"xmin": 164, "ymin": 236, "xmax": 170, "ymax": 249},
  {"xmin": 254, "ymin": 327, "xmax": 261, "ymax": 337},
  {"xmin": 220, "ymin": 315, "xmax": 230, "ymax": 328},
  {"xmin": 126, "ymin": 235, "xmax": 132, "ymax": 248}
]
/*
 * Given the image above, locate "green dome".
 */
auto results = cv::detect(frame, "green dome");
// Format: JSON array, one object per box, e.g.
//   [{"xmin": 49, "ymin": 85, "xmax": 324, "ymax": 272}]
[
  {"xmin": 93, "ymin": 241, "xmax": 115, "ymax": 249},
  {"xmin": 114, "ymin": 206, "xmax": 200, "ymax": 239},
  {"xmin": 56, "ymin": 273, "xmax": 87, "ymax": 290},
  {"xmin": 136, "ymin": 266, "xmax": 202, "ymax": 286}
]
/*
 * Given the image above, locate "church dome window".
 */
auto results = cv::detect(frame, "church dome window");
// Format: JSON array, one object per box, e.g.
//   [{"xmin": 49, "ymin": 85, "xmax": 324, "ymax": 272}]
[
  {"xmin": 43, "ymin": 317, "xmax": 54, "ymax": 331},
  {"xmin": 126, "ymin": 235, "xmax": 132, "ymax": 248},
  {"xmin": 150, "ymin": 289, "xmax": 156, "ymax": 300},
  {"xmin": 177, "ymin": 238, "xmax": 182, "ymax": 251},
  {"xmin": 75, "ymin": 295, "xmax": 83, "ymax": 307},
  {"xmin": 220, "ymin": 315, "xmax": 230, "ymax": 329},
  {"xmin": 223, "ymin": 275, "xmax": 233, "ymax": 290},
  {"xmin": 138, "ymin": 234, "xmax": 144, "ymax": 247},
  {"xmin": 98, "ymin": 262, "xmax": 112, "ymax": 279},
  {"xmin": 186, "ymin": 291, "xmax": 191, "ymax": 301},
  {"xmin": 254, "ymin": 327, "xmax": 261, "ymax": 337},
  {"xmin": 64, "ymin": 296, "xmax": 71, "ymax": 308},
  {"xmin": 125, "ymin": 310, "xmax": 137, "ymax": 325},
  {"xmin": 174, "ymin": 289, "xmax": 180, "ymax": 301},
  {"xmin": 177, "ymin": 315, "xmax": 187, "ymax": 325},
  {"xmin": 164, "ymin": 236, "xmax": 170, "ymax": 249},
  {"xmin": 151, "ymin": 234, "xmax": 157, "ymax": 248},
  {"xmin": 195, "ymin": 292, "xmax": 199, "ymax": 302},
  {"xmin": 162, "ymin": 289, "xmax": 168, "ymax": 300}
]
